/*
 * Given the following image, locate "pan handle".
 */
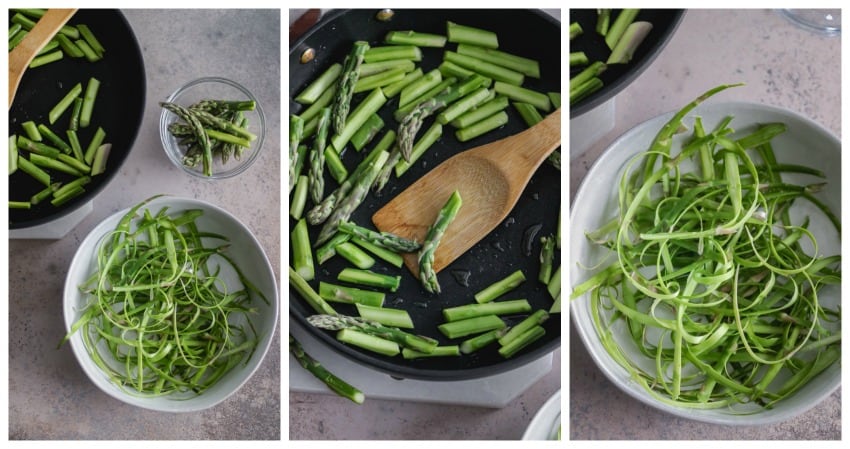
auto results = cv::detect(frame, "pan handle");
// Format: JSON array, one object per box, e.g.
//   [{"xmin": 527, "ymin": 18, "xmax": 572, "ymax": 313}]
[{"xmin": 289, "ymin": 9, "xmax": 322, "ymax": 42}]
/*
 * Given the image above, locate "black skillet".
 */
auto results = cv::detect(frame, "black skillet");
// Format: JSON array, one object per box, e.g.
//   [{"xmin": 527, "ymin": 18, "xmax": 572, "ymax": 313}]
[
  {"xmin": 569, "ymin": 9, "xmax": 684, "ymax": 119},
  {"xmin": 289, "ymin": 9, "xmax": 561, "ymax": 381},
  {"xmin": 9, "ymin": 9, "xmax": 145, "ymax": 230}
]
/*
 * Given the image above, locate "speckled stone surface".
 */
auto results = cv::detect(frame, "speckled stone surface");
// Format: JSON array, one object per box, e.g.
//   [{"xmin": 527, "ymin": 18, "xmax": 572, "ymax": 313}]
[
  {"xmin": 569, "ymin": 9, "xmax": 840, "ymax": 439},
  {"xmin": 8, "ymin": 9, "xmax": 281, "ymax": 440}
]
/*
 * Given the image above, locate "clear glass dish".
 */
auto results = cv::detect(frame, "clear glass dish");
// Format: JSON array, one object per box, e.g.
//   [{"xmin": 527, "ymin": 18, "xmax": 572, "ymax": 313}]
[{"xmin": 159, "ymin": 77, "xmax": 266, "ymax": 179}]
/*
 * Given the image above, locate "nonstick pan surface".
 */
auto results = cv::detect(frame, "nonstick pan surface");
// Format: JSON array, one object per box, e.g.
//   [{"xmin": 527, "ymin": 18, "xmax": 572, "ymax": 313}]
[
  {"xmin": 569, "ymin": 9, "xmax": 684, "ymax": 118},
  {"xmin": 9, "ymin": 9, "xmax": 145, "ymax": 229},
  {"xmin": 289, "ymin": 9, "xmax": 561, "ymax": 381}
]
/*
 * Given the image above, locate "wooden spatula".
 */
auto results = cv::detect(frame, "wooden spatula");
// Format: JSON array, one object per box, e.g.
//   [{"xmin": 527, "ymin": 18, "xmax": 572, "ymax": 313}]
[
  {"xmin": 9, "ymin": 8, "xmax": 77, "ymax": 109},
  {"xmin": 373, "ymin": 108, "xmax": 561, "ymax": 276}
]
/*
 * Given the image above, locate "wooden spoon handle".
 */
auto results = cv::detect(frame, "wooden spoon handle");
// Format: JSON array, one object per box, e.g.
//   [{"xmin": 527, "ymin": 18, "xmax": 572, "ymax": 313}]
[{"xmin": 9, "ymin": 8, "xmax": 77, "ymax": 109}]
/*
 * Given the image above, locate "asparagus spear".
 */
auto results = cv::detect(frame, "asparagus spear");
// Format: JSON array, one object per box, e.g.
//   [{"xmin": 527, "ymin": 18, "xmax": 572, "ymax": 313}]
[
  {"xmin": 337, "ymin": 220, "xmax": 421, "ymax": 252},
  {"xmin": 309, "ymin": 108, "xmax": 331, "ymax": 204},
  {"xmin": 289, "ymin": 266, "xmax": 336, "ymax": 315},
  {"xmin": 499, "ymin": 325, "xmax": 546, "ymax": 358},
  {"xmin": 290, "ymin": 335, "xmax": 365, "ymax": 404},
  {"xmin": 475, "ymin": 269, "xmax": 526, "ymax": 303},
  {"xmin": 419, "ymin": 190, "xmax": 462, "ymax": 294},
  {"xmin": 315, "ymin": 150, "xmax": 390, "ymax": 245},
  {"xmin": 162, "ymin": 102, "xmax": 212, "ymax": 176},
  {"xmin": 539, "ymin": 235, "xmax": 555, "ymax": 284},
  {"xmin": 308, "ymin": 314, "xmax": 438, "ymax": 354},
  {"xmin": 337, "ymin": 328, "xmax": 400, "ymax": 356},
  {"xmin": 189, "ymin": 108, "xmax": 256, "ymax": 141},
  {"xmin": 191, "ymin": 99, "xmax": 256, "ymax": 113},
  {"xmin": 372, "ymin": 144, "xmax": 402, "ymax": 193},
  {"xmin": 332, "ymin": 41, "xmax": 370, "ymax": 135},
  {"xmin": 289, "ymin": 115, "xmax": 304, "ymax": 193}
]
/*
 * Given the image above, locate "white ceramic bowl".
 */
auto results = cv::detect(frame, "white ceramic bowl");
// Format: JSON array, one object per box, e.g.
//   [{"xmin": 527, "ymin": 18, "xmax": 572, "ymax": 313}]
[
  {"xmin": 63, "ymin": 195, "xmax": 279, "ymax": 412},
  {"xmin": 570, "ymin": 101, "xmax": 841, "ymax": 425},
  {"xmin": 159, "ymin": 77, "xmax": 266, "ymax": 179}
]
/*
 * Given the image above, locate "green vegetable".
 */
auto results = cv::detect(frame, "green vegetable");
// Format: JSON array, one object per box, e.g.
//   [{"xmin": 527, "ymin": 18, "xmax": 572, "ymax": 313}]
[
  {"xmin": 291, "ymin": 218, "xmax": 315, "ymax": 281},
  {"xmin": 459, "ymin": 328, "xmax": 508, "ymax": 354},
  {"xmin": 335, "ymin": 242, "xmax": 376, "ymax": 270},
  {"xmin": 475, "ymin": 270, "xmax": 525, "ymax": 303},
  {"xmin": 605, "ymin": 9, "xmax": 640, "ymax": 49},
  {"xmin": 332, "ymin": 41, "xmax": 370, "ymax": 135},
  {"xmin": 571, "ymin": 85, "xmax": 841, "ymax": 408},
  {"xmin": 355, "ymin": 303, "xmax": 414, "ymax": 329},
  {"xmin": 493, "ymin": 81, "xmax": 551, "ymax": 112},
  {"xmin": 451, "ymin": 96, "xmax": 510, "ymax": 129},
  {"xmin": 438, "ymin": 315, "xmax": 505, "ymax": 339},
  {"xmin": 364, "ymin": 45, "xmax": 422, "ymax": 63},
  {"xmin": 338, "ymin": 220, "xmax": 421, "ymax": 253},
  {"xmin": 289, "ymin": 175, "xmax": 309, "ymax": 220},
  {"xmin": 381, "ymin": 68, "xmax": 424, "ymax": 98},
  {"xmin": 456, "ymin": 44, "xmax": 540, "ymax": 78},
  {"xmin": 336, "ymin": 328, "xmax": 400, "ymax": 357},
  {"xmin": 291, "ymin": 267, "xmax": 337, "ymax": 316},
  {"xmin": 29, "ymin": 50, "xmax": 63, "ymax": 68},
  {"xmin": 315, "ymin": 150, "xmax": 389, "ymax": 245},
  {"xmin": 80, "ymin": 77, "xmax": 100, "ymax": 128},
  {"xmin": 330, "ymin": 88, "xmax": 387, "ymax": 153},
  {"xmin": 570, "ymin": 21, "xmax": 584, "ymax": 39},
  {"xmin": 444, "ymin": 51, "xmax": 524, "ymax": 86},
  {"xmin": 309, "ymin": 108, "xmax": 331, "ymax": 203},
  {"xmin": 309, "ymin": 314, "xmax": 437, "ymax": 354},
  {"xmin": 446, "ymin": 21, "xmax": 498, "ymax": 49},
  {"xmin": 385, "ymin": 30, "xmax": 447, "ymax": 48},
  {"xmin": 418, "ymin": 190, "xmax": 462, "ymax": 293},
  {"xmin": 319, "ymin": 282, "xmax": 385, "ymax": 307},
  {"xmin": 443, "ymin": 299, "xmax": 532, "ymax": 322},
  {"xmin": 350, "ymin": 237, "xmax": 404, "ymax": 268},
  {"xmin": 499, "ymin": 325, "xmax": 545, "ymax": 358},
  {"xmin": 295, "ymin": 63, "xmax": 342, "ymax": 105},
  {"xmin": 60, "ymin": 199, "xmax": 265, "ymax": 397},
  {"xmin": 290, "ymin": 335, "xmax": 365, "ymax": 404},
  {"xmin": 49, "ymin": 83, "xmax": 83, "ymax": 125},
  {"xmin": 338, "ymin": 268, "xmax": 400, "ymax": 292},
  {"xmin": 402, "ymin": 346, "xmax": 460, "ymax": 359},
  {"xmin": 455, "ymin": 110, "xmax": 508, "ymax": 143}
]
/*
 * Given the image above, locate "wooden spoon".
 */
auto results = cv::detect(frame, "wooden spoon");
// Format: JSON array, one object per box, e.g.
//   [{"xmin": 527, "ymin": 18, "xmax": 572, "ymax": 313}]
[
  {"xmin": 373, "ymin": 108, "xmax": 561, "ymax": 276},
  {"xmin": 9, "ymin": 8, "xmax": 78, "ymax": 109}
]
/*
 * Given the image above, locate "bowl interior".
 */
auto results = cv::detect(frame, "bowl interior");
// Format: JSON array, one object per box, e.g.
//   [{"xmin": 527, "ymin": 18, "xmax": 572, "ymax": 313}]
[
  {"xmin": 159, "ymin": 77, "xmax": 266, "ymax": 179},
  {"xmin": 569, "ymin": 101, "xmax": 841, "ymax": 425},
  {"xmin": 63, "ymin": 196, "xmax": 279, "ymax": 412}
]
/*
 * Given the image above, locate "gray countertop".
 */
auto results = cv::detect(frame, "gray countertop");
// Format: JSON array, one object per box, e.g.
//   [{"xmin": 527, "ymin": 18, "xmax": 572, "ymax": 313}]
[
  {"xmin": 7, "ymin": 9, "xmax": 280, "ymax": 440},
  {"xmin": 569, "ymin": 9, "xmax": 841, "ymax": 440},
  {"xmin": 287, "ymin": 8, "xmax": 562, "ymax": 441}
]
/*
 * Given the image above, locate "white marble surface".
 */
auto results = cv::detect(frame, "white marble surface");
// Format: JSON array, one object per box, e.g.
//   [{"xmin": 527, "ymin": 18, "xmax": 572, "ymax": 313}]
[
  {"xmin": 569, "ymin": 9, "xmax": 841, "ymax": 439},
  {"xmin": 7, "ymin": 9, "xmax": 281, "ymax": 440}
]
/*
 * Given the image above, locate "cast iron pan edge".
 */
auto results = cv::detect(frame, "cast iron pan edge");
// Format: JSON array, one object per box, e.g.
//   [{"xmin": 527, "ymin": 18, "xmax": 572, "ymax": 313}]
[
  {"xmin": 289, "ymin": 9, "xmax": 561, "ymax": 381},
  {"xmin": 569, "ymin": 9, "xmax": 684, "ymax": 119},
  {"xmin": 9, "ymin": 9, "xmax": 146, "ymax": 229}
]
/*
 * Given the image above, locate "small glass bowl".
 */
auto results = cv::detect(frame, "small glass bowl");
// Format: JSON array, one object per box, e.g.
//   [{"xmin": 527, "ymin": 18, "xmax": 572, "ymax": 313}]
[{"xmin": 159, "ymin": 77, "xmax": 266, "ymax": 179}]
